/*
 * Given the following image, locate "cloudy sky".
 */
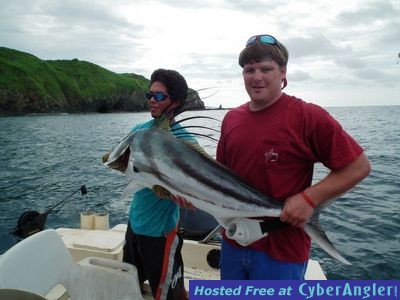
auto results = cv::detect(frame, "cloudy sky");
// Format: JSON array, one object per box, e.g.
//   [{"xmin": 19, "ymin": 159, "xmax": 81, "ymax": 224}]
[{"xmin": 1, "ymin": 0, "xmax": 399, "ymax": 108}]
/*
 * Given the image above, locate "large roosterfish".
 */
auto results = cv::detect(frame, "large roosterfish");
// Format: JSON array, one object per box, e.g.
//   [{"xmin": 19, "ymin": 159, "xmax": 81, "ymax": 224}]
[{"xmin": 103, "ymin": 114, "xmax": 351, "ymax": 265}]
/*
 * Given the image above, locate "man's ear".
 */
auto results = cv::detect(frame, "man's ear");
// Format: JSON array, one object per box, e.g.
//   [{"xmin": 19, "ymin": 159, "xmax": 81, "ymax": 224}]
[
  {"xmin": 280, "ymin": 66, "xmax": 287, "ymax": 78},
  {"xmin": 280, "ymin": 66, "xmax": 287, "ymax": 90},
  {"xmin": 281, "ymin": 78, "xmax": 287, "ymax": 90}
]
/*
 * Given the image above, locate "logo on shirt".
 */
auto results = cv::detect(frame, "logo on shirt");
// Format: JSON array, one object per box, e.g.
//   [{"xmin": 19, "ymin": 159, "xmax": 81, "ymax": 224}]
[{"xmin": 265, "ymin": 148, "xmax": 279, "ymax": 163}]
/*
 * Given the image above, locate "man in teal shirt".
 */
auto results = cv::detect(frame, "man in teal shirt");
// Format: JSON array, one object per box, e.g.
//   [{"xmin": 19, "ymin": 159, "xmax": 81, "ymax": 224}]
[{"xmin": 123, "ymin": 69, "xmax": 194, "ymax": 300}]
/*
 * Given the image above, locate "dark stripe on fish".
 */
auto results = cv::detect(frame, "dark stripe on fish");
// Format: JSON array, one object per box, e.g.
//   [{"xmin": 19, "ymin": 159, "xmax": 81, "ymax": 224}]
[{"xmin": 163, "ymin": 140, "xmax": 280, "ymax": 210}]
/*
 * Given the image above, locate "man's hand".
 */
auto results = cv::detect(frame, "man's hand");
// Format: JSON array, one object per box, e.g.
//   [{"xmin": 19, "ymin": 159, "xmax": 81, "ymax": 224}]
[{"xmin": 279, "ymin": 193, "xmax": 314, "ymax": 228}]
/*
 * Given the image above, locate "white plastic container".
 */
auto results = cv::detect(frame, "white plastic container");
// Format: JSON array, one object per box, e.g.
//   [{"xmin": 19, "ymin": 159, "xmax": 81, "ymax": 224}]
[
  {"xmin": 56, "ymin": 227, "xmax": 125, "ymax": 262},
  {"xmin": 80, "ymin": 211, "xmax": 94, "ymax": 230},
  {"xmin": 94, "ymin": 212, "xmax": 109, "ymax": 230}
]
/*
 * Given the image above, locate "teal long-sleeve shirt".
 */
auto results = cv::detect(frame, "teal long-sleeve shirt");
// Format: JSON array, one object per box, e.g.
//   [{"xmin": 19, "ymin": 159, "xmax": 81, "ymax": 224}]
[{"xmin": 128, "ymin": 119, "xmax": 196, "ymax": 237}]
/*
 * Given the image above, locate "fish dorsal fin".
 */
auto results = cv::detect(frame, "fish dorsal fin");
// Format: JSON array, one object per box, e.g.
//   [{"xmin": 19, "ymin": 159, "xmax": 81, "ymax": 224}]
[
  {"xmin": 182, "ymin": 138, "xmax": 252, "ymax": 177},
  {"xmin": 181, "ymin": 139, "xmax": 215, "ymax": 161}
]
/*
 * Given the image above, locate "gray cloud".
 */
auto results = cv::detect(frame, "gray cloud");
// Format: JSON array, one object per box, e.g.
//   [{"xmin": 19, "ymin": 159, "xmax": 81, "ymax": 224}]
[
  {"xmin": 150, "ymin": 0, "xmax": 218, "ymax": 8},
  {"xmin": 0, "ymin": 0, "xmax": 144, "ymax": 71},
  {"xmin": 374, "ymin": 20, "xmax": 400, "ymax": 47},
  {"xmin": 334, "ymin": 56, "xmax": 365, "ymax": 69},
  {"xmin": 288, "ymin": 70, "xmax": 311, "ymax": 82},
  {"xmin": 284, "ymin": 35, "xmax": 350, "ymax": 61},
  {"xmin": 221, "ymin": 0, "xmax": 281, "ymax": 14},
  {"xmin": 336, "ymin": 1, "xmax": 399, "ymax": 25},
  {"xmin": 353, "ymin": 68, "xmax": 388, "ymax": 82},
  {"xmin": 151, "ymin": 0, "xmax": 281, "ymax": 13},
  {"xmin": 179, "ymin": 53, "xmax": 239, "ymax": 81},
  {"xmin": 1, "ymin": 0, "xmax": 399, "ymax": 107}
]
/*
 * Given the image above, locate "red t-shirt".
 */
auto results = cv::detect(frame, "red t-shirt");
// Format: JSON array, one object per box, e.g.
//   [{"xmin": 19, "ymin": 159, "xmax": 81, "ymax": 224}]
[{"xmin": 216, "ymin": 94, "xmax": 363, "ymax": 262}]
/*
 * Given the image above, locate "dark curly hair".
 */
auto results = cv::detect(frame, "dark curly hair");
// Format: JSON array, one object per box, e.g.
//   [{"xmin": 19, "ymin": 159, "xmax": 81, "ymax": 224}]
[{"xmin": 150, "ymin": 69, "xmax": 188, "ymax": 113}]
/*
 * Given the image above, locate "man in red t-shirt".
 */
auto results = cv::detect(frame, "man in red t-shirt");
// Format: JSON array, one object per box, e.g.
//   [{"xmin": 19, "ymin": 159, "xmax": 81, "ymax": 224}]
[{"xmin": 216, "ymin": 34, "xmax": 371, "ymax": 279}]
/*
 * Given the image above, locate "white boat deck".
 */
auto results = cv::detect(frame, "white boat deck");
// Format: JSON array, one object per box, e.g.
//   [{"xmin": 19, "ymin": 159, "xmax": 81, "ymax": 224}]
[
  {"xmin": 56, "ymin": 225, "xmax": 326, "ymax": 279},
  {"xmin": 57, "ymin": 224, "xmax": 326, "ymax": 299},
  {"xmin": 0, "ymin": 224, "xmax": 326, "ymax": 300}
]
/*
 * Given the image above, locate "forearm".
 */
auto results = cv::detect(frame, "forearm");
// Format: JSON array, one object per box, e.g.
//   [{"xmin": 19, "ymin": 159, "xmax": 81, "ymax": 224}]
[
  {"xmin": 304, "ymin": 152, "xmax": 371, "ymax": 206},
  {"xmin": 280, "ymin": 152, "xmax": 370, "ymax": 227}
]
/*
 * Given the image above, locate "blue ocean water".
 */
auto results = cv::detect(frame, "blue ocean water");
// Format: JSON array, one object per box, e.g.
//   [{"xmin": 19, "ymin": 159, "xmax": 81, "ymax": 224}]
[{"xmin": 0, "ymin": 106, "xmax": 399, "ymax": 280}]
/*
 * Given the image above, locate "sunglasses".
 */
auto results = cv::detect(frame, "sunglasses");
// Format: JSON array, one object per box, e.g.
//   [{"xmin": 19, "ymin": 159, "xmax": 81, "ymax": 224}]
[
  {"xmin": 246, "ymin": 34, "xmax": 282, "ymax": 51},
  {"xmin": 145, "ymin": 91, "xmax": 169, "ymax": 102}
]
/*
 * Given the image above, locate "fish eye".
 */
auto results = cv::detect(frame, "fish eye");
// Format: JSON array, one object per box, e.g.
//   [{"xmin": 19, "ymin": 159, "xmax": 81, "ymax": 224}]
[{"xmin": 133, "ymin": 166, "xmax": 139, "ymax": 173}]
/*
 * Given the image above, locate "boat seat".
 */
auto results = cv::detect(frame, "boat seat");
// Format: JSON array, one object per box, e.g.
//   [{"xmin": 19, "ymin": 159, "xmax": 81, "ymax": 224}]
[{"xmin": 0, "ymin": 229, "xmax": 143, "ymax": 300}]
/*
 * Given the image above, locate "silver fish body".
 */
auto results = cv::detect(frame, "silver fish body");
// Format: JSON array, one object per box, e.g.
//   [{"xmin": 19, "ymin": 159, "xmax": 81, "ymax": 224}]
[
  {"xmin": 105, "ymin": 127, "xmax": 351, "ymax": 265},
  {"xmin": 130, "ymin": 129, "xmax": 282, "ymax": 217}
]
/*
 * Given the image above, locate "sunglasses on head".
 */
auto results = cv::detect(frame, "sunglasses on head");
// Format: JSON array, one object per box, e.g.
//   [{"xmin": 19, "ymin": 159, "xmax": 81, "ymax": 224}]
[
  {"xmin": 246, "ymin": 34, "xmax": 282, "ymax": 50},
  {"xmin": 145, "ymin": 91, "xmax": 169, "ymax": 102}
]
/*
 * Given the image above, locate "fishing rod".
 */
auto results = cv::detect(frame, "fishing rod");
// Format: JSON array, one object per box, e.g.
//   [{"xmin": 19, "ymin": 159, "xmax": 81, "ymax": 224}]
[{"xmin": 10, "ymin": 185, "xmax": 87, "ymax": 240}]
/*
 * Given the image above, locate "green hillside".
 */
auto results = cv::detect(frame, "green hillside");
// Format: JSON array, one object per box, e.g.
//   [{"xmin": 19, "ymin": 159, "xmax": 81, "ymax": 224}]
[{"xmin": 0, "ymin": 47, "xmax": 150, "ymax": 114}]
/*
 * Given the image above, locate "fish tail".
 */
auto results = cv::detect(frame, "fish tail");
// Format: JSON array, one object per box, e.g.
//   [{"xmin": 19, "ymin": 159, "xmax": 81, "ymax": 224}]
[{"xmin": 304, "ymin": 211, "xmax": 352, "ymax": 265}]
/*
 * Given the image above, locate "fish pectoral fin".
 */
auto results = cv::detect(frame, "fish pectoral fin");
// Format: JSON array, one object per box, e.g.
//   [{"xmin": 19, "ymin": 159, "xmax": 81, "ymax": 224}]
[{"xmin": 152, "ymin": 185, "xmax": 173, "ymax": 199}]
